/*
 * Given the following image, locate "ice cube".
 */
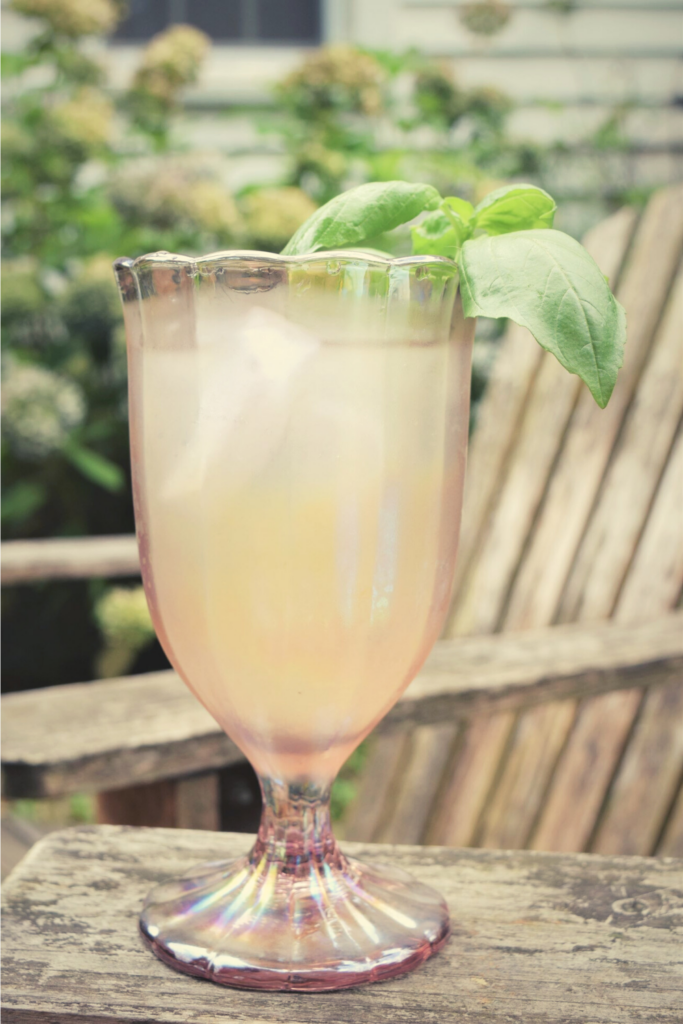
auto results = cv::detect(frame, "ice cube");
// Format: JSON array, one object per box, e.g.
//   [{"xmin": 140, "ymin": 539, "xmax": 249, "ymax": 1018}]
[{"xmin": 162, "ymin": 307, "xmax": 318, "ymax": 498}]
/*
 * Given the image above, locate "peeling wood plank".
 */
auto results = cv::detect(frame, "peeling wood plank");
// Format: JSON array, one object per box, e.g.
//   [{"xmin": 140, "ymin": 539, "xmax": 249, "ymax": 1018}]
[
  {"xmin": 4, "ymin": 615, "xmax": 682, "ymax": 801},
  {"xmin": 2, "ymin": 826, "xmax": 682, "ymax": 1023},
  {"xmin": 1, "ymin": 535, "xmax": 140, "ymax": 585}
]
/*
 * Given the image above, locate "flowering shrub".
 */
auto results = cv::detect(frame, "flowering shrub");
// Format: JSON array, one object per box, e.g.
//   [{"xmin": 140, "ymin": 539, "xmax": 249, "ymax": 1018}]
[
  {"xmin": 239, "ymin": 187, "xmax": 319, "ymax": 251},
  {"xmin": 271, "ymin": 46, "xmax": 536, "ymax": 206},
  {"xmin": 108, "ymin": 156, "xmax": 241, "ymax": 241},
  {"xmin": 50, "ymin": 87, "xmax": 115, "ymax": 151},
  {"xmin": 11, "ymin": 0, "xmax": 120, "ymax": 38},
  {"xmin": 128, "ymin": 25, "xmax": 210, "ymax": 137},
  {"xmin": 278, "ymin": 45, "xmax": 386, "ymax": 119},
  {"xmin": 2, "ymin": 360, "xmax": 86, "ymax": 460}
]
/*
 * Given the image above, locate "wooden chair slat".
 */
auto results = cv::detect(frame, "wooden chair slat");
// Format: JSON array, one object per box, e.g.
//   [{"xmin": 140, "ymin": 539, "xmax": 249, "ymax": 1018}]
[
  {"xmin": 591, "ymin": 678, "xmax": 683, "ymax": 855},
  {"xmin": 657, "ymin": 784, "xmax": 683, "ymax": 856},
  {"xmin": 425, "ymin": 711, "xmax": 515, "ymax": 847},
  {"xmin": 446, "ymin": 323, "xmax": 543, "ymax": 620},
  {"xmin": 613, "ymin": 426, "xmax": 683, "ymax": 623},
  {"xmin": 449, "ymin": 353, "xmax": 580, "ymax": 636},
  {"xmin": 4, "ymin": 827, "xmax": 683, "ymax": 1023},
  {"xmin": 559, "ymin": 264, "xmax": 683, "ymax": 624},
  {"xmin": 529, "ymin": 688, "xmax": 644, "ymax": 852},
  {"xmin": 373, "ymin": 722, "xmax": 459, "ymax": 845},
  {"xmin": 503, "ymin": 184, "xmax": 683, "ymax": 633},
  {"xmin": 476, "ymin": 699, "xmax": 577, "ymax": 849},
  {"xmin": 336, "ymin": 725, "xmax": 411, "ymax": 842},
  {"xmin": 446, "ymin": 205, "xmax": 638, "ymax": 635},
  {"xmin": 1, "ymin": 534, "xmax": 139, "ymax": 584}
]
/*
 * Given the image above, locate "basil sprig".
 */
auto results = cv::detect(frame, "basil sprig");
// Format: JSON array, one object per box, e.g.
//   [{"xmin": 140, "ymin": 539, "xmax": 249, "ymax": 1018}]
[{"xmin": 282, "ymin": 180, "xmax": 626, "ymax": 408}]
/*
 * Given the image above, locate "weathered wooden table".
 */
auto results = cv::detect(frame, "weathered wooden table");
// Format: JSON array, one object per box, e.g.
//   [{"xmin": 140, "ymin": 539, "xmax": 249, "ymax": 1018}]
[{"xmin": 2, "ymin": 826, "xmax": 682, "ymax": 1022}]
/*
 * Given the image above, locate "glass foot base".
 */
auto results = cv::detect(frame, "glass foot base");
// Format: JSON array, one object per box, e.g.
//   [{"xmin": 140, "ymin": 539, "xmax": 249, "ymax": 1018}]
[{"xmin": 140, "ymin": 852, "xmax": 450, "ymax": 991}]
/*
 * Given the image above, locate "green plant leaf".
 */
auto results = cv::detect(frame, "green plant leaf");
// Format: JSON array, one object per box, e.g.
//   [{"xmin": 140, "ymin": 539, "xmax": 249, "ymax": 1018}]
[
  {"xmin": 281, "ymin": 181, "xmax": 441, "ymax": 255},
  {"xmin": 62, "ymin": 441, "xmax": 125, "ymax": 493},
  {"xmin": 459, "ymin": 230, "xmax": 626, "ymax": 407},
  {"xmin": 472, "ymin": 184, "xmax": 556, "ymax": 235},
  {"xmin": 411, "ymin": 210, "xmax": 461, "ymax": 259},
  {"xmin": 439, "ymin": 196, "xmax": 475, "ymax": 249},
  {"xmin": 442, "ymin": 196, "xmax": 474, "ymax": 223},
  {"xmin": 1, "ymin": 480, "xmax": 47, "ymax": 524}
]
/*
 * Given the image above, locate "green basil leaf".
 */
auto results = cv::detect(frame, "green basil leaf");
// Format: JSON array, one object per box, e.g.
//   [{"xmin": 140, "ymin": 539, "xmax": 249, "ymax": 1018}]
[
  {"xmin": 459, "ymin": 230, "xmax": 626, "ymax": 408},
  {"xmin": 440, "ymin": 198, "xmax": 474, "ymax": 249},
  {"xmin": 442, "ymin": 196, "xmax": 474, "ymax": 223},
  {"xmin": 281, "ymin": 181, "xmax": 441, "ymax": 256},
  {"xmin": 473, "ymin": 184, "xmax": 556, "ymax": 235},
  {"xmin": 63, "ymin": 441, "xmax": 125, "ymax": 493},
  {"xmin": 411, "ymin": 210, "xmax": 461, "ymax": 259}
]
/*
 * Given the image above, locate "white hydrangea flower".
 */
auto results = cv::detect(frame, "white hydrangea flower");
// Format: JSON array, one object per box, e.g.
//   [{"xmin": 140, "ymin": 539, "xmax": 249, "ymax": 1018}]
[
  {"xmin": 51, "ymin": 88, "xmax": 114, "ymax": 150},
  {"xmin": 133, "ymin": 25, "xmax": 210, "ymax": 102},
  {"xmin": 2, "ymin": 360, "xmax": 86, "ymax": 459}
]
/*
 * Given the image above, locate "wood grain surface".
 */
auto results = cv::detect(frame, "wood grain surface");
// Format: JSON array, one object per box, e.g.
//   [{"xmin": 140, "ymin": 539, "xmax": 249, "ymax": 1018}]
[
  {"xmin": 2, "ymin": 826, "xmax": 682, "ymax": 1023},
  {"xmin": 4, "ymin": 614, "xmax": 682, "ymax": 800}
]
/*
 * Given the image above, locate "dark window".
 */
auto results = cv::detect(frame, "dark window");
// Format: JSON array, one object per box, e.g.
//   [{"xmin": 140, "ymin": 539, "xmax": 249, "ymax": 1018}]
[
  {"xmin": 114, "ymin": 0, "xmax": 321, "ymax": 44},
  {"xmin": 114, "ymin": 0, "xmax": 170, "ymax": 40}
]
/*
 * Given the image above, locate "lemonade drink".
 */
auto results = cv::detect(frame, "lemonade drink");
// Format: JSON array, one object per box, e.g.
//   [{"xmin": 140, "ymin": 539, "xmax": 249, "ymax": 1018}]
[{"xmin": 126, "ymin": 255, "xmax": 473, "ymax": 782}]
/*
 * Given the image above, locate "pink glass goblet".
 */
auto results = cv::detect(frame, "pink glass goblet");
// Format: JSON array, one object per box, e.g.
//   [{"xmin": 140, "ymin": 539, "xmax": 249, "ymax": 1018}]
[{"xmin": 114, "ymin": 250, "xmax": 474, "ymax": 991}]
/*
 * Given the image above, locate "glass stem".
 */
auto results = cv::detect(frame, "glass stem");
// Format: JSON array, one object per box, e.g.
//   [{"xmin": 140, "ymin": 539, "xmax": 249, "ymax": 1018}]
[{"xmin": 250, "ymin": 776, "xmax": 346, "ymax": 874}]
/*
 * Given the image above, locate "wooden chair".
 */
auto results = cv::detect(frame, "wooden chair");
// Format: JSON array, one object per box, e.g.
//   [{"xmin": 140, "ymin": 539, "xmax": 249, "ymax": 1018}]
[
  {"xmin": 342, "ymin": 183, "xmax": 683, "ymax": 856},
  {"xmin": 3, "ymin": 185, "xmax": 682, "ymax": 860}
]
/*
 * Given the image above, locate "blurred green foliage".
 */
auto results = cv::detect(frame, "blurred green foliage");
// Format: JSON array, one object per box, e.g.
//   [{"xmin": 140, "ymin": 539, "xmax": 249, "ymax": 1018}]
[{"xmin": 270, "ymin": 44, "xmax": 540, "ymax": 207}]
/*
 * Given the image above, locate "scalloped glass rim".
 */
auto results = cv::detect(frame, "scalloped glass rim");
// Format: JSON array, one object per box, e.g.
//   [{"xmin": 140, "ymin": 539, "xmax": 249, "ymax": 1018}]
[{"xmin": 113, "ymin": 249, "xmax": 459, "ymax": 274}]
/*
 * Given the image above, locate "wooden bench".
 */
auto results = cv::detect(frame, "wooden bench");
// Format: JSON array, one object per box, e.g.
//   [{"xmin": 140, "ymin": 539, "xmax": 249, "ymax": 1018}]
[
  {"xmin": 3, "ymin": 825, "xmax": 682, "ymax": 1022},
  {"xmin": 343, "ymin": 183, "xmax": 683, "ymax": 856},
  {"xmin": 3, "ymin": 185, "xmax": 682, "ymax": 859}
]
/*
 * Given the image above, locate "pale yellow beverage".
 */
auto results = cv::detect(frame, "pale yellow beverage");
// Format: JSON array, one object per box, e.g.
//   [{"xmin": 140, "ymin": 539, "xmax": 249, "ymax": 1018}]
[{"xmin": 127, "ymin": 256, "xmax": 473, "ymax": 782}]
